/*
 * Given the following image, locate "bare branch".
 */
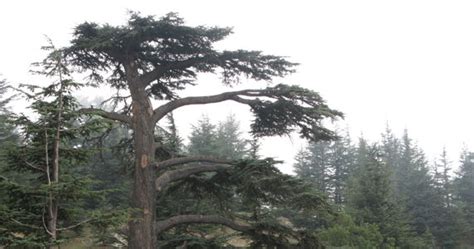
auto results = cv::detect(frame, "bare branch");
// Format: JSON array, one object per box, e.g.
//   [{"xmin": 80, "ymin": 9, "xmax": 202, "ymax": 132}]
[
  {"xmin": 11, "ymin": 219, "xmax": 42, "ymax": 230},
  {"xmin": 42, "ymin": 208, "xmax": 55, "ymax": 236},
  {"xmin": 22, "ymin": 160, "xmax": 45, "ymax": 172},
  {"xmin": 155, "ymin": 156, "xmax": 231, "ymax": 170},
  {"xmin": 79, "ymin": 107, "xmax": 132, "ymax": 124},
  {"xmin": 156, "ymin": 214, "xmax": 251, "ymax": 234},
  {"xmin": 155, "ymin": 163, "xmax": 231, "ymax": 192},
  {"xmin": 57, "ymin": 218, "xmax": 94, "ymax": 231},
  {"xmin": 152, "ymin": 89, "xmax": 262, "ymax": 123}
]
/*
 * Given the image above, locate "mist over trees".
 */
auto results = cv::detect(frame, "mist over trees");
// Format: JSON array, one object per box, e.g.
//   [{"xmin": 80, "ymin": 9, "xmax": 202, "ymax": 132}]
[
  {"xmin": 1, "ymin": 12, "xmax": 474, "ymax": 249},
  {"xmin": 295, "ymin": 127, "xmax": 474, "ymax": 248}
]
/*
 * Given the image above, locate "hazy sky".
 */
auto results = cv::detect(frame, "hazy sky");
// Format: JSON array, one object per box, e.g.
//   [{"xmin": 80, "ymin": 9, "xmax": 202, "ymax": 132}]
[{"xmin": 1, "ymin": 0, "xmax": 474, "ymax": 173}]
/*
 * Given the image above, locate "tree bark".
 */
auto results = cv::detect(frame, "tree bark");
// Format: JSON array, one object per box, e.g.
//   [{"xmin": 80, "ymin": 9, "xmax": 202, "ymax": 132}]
[
  {"xmin": 127, "ymin": 75, "xmax": 158, "ymax": 248},
  {"xmin": 46, "ymin": 67, "xmax": 66, "ymax": 247}
]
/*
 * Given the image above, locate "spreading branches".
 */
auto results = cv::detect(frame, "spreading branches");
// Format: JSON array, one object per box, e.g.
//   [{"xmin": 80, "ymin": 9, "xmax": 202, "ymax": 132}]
[
  {"xmin": 66, "ymin": 13, "xmax": 296, "ymax": 99},
  {"xmin": 79, "ymin": 107, "xmax": 132, "ymax": 124},
  {"xmin": 153, "ymin": 84, "xmax": 343, "ymax": 141},
  {"xmin": 155, "ymin": 163, "xmax": 231, "ymax": 192},
  {"xmin": 152, "ymin": 89, "xmax": 252, "ymax": 122},
  {"xmin": 156, "ymin": 214, "xmax": 250, "ymax": 234}
]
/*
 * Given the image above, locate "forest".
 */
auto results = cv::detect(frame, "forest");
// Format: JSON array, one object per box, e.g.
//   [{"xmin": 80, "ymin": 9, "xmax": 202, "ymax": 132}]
[{"xmin": 1, "ymin": 13, "xmax": 474, "ymax": 249}]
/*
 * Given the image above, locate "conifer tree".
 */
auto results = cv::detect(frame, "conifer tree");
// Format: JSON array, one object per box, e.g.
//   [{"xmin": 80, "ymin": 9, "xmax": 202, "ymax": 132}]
[
  {"xmin": 454, "ymin": 150, "xmax": 474, "ymax": 245},
  {"xmin": 294, "ymin": 141, "xmax": 332, "ymax": 193},
  {"xmin": 294, "ymin": 130, "xmax": 354, "ymax": 205},
  {"xmin": 433, "ymin": 147, "xmax": 452, "ymax": 207},
  {"xmin": 330, "ymin": 131, "xmax": 355, "ymax": 205},
  {"xmin": 187, "ymin": 115, "xmax": 247, "ymax": 160},
  {"xmin": 346, "ymin": 145, "xmax": 410, "ymax": 248},
  {"xmin": 215, "ymin": 115, "xmax": 248, "ymax": 160},
  {"xmin": 65, "ymin": 13, "xmax": 342, "ymax": 248},
  {"xmin": 0, "ymin": 42, "xmax": 116, "ymax": 248},
  {"xmin": 429, "ymin": 148, "xmax": 463, "ymax": 248}
]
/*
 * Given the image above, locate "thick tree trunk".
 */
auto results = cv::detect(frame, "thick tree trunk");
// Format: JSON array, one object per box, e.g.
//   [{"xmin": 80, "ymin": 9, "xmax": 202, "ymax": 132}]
[{"xmin": 128, "ymin": 84, "xmax": 157, "ymax": 249}]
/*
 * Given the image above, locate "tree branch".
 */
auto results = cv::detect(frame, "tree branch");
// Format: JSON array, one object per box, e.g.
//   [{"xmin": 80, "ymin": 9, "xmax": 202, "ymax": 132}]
[
  {"xmin": 156, "ymin": 214, "xmax": 251, "ymax": 234},
  {"xmin": 79, "ymin": 108, "xmax": 132, "ymax": 124},
  {"xmin": 155, "ymin": 163, "xmax": 231, "ymax": 192},
  {"xmin": 11, "ymin": 218, "xmax": 42, "ymax": 230},
  {"xmin": 42, "ymin": 208, "xmax": 55, "ymax": 236},
  {"xmin": 140, "ymin": 56, "xmax": 210, "ymax": 86},
  {"xmin": 152, "ymin": 89, "xmax": 262, "ymax": 123},
  {"xmin": 22, "ymin": 160, "xmax": 45, "ymax": 172},
  {"xmin": 155, "ymin": 156, "xmax": 232, "ymax": 170},
  {"xmin": 57, "ymin": 218, "xmax": 94, "ymax": 231}
]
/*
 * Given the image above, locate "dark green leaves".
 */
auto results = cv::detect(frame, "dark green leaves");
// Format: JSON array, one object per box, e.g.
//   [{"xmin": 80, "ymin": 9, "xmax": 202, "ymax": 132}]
[
  {"xmin": 66, "ymin": 12, "xmax": 297, "ymax": 98},
  {"xmin": 249, "ymin": 84, "xmax": 343, "ymax": 142}
]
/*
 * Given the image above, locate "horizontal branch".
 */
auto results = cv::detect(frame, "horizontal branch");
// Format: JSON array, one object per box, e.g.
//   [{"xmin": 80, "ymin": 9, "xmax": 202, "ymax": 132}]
[
  {"xmin": 79, "ymin": 108, "xmax": 132, "ymax": 124},
  {"xmin": 155, "ymin": 163, "xmax": 231, "ymax": 192},
  {"xmin": 152, "ymin": 89, "xmax": 262, "ymax": 123},
  {"xmin": 156, "ymin": 214, "xmax": 251, "ymax": 234},
  {"xmin": 11, "ymin": 218, "xmax": 42, "ymax": 230},
  {"xmin": 155, "ymin": 156, "xmax": 232, "ymax": 170},
  {"xmin": 57, "ymin": 218, "xmax": 94, "ymax": 231}
]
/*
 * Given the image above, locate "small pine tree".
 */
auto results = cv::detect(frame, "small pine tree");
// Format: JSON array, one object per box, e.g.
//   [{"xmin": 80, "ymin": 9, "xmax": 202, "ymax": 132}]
[
  {"xmin": 454, "ymin": 150, "xmax": 474, "ymax": 245},
  {"xmin": 0, "ymin": 42, "xmax": 121, "ymax": 248},
  {"xmin": 346, "ymin": 145, "xmax": 411, "ymax": 248}
]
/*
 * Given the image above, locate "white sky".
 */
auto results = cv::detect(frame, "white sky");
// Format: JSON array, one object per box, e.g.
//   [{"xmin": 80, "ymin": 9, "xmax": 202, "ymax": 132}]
[{"xmin": 1, "ymin": 0, "xmax": 474, "ymax": 173}]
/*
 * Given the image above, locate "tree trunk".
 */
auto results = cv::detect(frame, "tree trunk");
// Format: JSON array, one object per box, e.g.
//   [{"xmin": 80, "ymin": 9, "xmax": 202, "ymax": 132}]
[
  {"xmin": 128, "ymin": 84, "xmax": 157, "ymax": 249},
  {"xmin": 46, "ymin": 76, "xmax": 65, "ymax": 247}
]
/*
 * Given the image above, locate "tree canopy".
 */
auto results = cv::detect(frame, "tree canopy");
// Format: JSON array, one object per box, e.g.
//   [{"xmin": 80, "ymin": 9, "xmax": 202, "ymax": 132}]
[{"xmin": 62, "ymin": 12, "xmax": 343, "ymax": 248}]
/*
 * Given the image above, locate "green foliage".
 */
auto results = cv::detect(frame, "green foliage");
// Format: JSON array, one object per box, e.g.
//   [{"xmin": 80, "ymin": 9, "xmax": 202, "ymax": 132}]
[
  {"xmin": 346, "ymin": 145, "xmax": 411, "ymax": 248},
  {"xmin": 294, "ymin": 129, "xmax": 355, "ymax": 204},
  {"xmin": 66, "ymin": 12, "xmax": 295, "ymax": 92},
  {"xmin": 187, "ymin": 115, "xmax": 248, "ymax": 160},
  {"xmin": 249, "ymin": 84, "xmax": 343, "ymax": 141},
  {"xmin": 454, "ymin": 150, "xmax": 474, "ymax": 245},
  {"xmin": 319, "ymin": 213, "xmax": 383, "ymax": 248},
  {"xmin": 0, "ymin": 46, "xmax": 125, "ymax": 247},
  {"xmin": 158, "ymin": 119, "xmax": 333, "ymax": 247}
]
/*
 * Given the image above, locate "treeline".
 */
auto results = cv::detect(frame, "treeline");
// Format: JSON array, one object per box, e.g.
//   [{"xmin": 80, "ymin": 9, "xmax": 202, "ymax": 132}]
[
  {"xmin": 1, "ymin": 69, "xmax": 474, "ymax": 248},
  {"xmin": 1, "ymin": 12, "xmax": 473, "ymax": 248},
  {"xmin": 295, "ymin": 127, "xmax": 474, "ymax": 248},
  {"xmin": 176, "ymin": 116, "xmax": 474, "ymax": 248}
]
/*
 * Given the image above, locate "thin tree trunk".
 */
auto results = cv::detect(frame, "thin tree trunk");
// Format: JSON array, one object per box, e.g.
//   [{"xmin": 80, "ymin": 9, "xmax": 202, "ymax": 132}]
[{"xmin": 46, "ymin": 65, "xmax": 65, "ymax": 247}]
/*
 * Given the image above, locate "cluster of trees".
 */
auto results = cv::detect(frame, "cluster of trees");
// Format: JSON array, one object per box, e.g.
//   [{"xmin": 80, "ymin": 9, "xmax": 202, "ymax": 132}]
[
  {"xmin": 295, "ymin": 127, "xmax": 474, "ymax": 248},
  {"xmin": 0, "ymin": 13, "xmax": 341, "ymax": 248},
  {"xmin": 1, "ymin": 12, "xmax": 473, "ymax": 249}
]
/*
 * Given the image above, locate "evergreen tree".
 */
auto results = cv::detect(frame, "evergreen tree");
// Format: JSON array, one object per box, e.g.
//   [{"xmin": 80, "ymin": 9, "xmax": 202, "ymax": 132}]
[
  {"xmin": 398, "ymin": 132, "xmax": 436, "ymax": 235},
  {"xmin": 215, "ymin": 114, "xmax": 248, "ymax": 160},
  {"xmin": 454, "ymin": 150, "xmax": 474, "ymax": 245},
  {"xmin": 0, "ymin": 77, "xmax": 16, "ymax": 159},
  {"xmin": 0, "ymin": 43, "xmax": 119, "ymax": 248},
  {"xmin": 433, "ymin": 147, "xmax": 452, "ymax": 207},
  {"xmin": 347, "ymin": 145, "xmax": 411, "ymax": 248},
  {"xmin": 294, "ymin": 140, "xmax": 332, "ymax": 193},
  {"xmin": 380, "ymin": 126, "xmax": 402, "ymax": 197},
  {"xmin": 187, "ymin": 116, "xmax": 219, "ymax": 157},
  {"xmin": 65, "ymin": 13, "xmax": 342, "ymax": 248},
  {"xmin": 294, "ymin": 129, "xmax": 354, "ymax": 205},
  {"xmin": 330, "ymin": 131, "xmax": 355, "ymax": 205},
  {"xmin": 187, "ymin": 115, "xmax": 248, "ymax": 160}
]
